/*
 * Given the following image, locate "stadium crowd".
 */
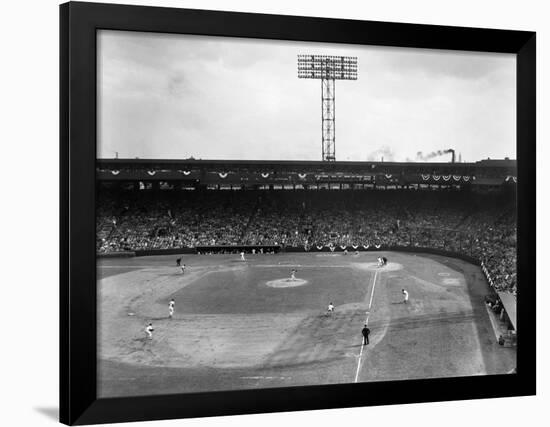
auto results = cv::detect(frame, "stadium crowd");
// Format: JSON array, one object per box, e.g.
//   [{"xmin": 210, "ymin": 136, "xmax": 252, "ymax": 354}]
[{"xmin": 97, "ymin": 188, "xmax": 516, "ymax": 294}]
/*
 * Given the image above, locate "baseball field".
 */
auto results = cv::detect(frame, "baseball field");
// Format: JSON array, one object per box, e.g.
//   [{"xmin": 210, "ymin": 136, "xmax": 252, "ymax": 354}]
[{"xmin": 97, "ymin": 251, "xmax": 516, "ymax": 397}]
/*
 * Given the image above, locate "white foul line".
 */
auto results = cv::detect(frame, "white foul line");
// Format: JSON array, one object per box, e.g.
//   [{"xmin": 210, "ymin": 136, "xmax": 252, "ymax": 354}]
[{"xmin": 354, "ymin": 270, "xmax": 379, "ymax": 383}]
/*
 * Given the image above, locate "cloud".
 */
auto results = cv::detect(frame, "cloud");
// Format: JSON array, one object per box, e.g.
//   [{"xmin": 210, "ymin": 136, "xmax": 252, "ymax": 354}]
[{"xmin": 97, "ymin": 30, "xmax": 516, "ymax": 162}]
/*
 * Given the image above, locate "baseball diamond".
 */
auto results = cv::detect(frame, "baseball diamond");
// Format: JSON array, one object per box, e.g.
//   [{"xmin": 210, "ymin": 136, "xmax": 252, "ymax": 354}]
[{"xmin": 97, "ymin": 251, "xmax": 515, "ymax": 397}]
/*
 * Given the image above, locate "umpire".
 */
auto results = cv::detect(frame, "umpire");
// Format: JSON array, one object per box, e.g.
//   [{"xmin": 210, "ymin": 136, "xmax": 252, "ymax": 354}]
[{"xmin": 362, "ymin": 324, "xmax": 370, "ymax": 345}]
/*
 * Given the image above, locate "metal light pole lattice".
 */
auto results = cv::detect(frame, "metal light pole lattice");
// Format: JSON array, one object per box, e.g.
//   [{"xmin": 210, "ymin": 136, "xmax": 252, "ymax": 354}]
[{"xmin": 298, "ymin": 55, "xmax": 358, "ymax": 161}]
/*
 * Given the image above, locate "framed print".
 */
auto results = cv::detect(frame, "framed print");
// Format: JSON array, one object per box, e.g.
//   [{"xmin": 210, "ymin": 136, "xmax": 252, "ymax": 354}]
[{"xmin": 60, "ymin": 1, "xmax": 536, "ymax": 425}]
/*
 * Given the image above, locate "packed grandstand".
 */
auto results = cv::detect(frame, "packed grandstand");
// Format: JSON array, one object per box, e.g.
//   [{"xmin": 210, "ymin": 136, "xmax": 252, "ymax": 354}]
[{"xmin": 96, "ymin": 159, "xmax": 517, "ymax": 295}]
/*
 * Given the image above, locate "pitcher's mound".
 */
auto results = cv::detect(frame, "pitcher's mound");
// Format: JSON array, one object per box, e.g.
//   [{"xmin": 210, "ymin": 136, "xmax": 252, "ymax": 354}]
[
  {"xmin": 266, "ymin": 278, "xmax": 309, "ymax": 288},
  {"xmin": 355, "ymin": 262, "xmax": 403, "ymax": 272}
]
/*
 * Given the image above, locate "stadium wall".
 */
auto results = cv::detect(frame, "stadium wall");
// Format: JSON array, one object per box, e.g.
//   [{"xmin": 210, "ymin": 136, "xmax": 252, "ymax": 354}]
[
  {"xmin": 135, "ymin": 248, "xmax": 196, "ymax": 256},
  {"xmin": 133, "ymin": 245, "xmax": 281, "ymax": 256},
  {"xmin": 98, "ymin": 245, "xmax": 479, "ymax": 265},
  {"xmin": 282, "ymin": 245, "xmax": 481, "ymax": 265},
  {"xmin": 97, "ymin": 251, "xmax": 136, "ymax": 258}
]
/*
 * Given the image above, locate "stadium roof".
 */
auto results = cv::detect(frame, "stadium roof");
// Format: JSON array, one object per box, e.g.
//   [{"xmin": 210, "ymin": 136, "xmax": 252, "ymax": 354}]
[
  {"xmin": 96, "ymin": 158, "xmax": 517, "ymax": 185},
  {"xmin": 97, "ymin": 158, "xmax": 516, "ymax": 169}
]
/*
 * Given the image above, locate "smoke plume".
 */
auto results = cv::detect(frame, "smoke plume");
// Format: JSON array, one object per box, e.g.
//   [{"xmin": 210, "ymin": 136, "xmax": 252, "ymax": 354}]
[{"xmin": 415, "ymin": 149, "xmax": 454, "ymax": 161}]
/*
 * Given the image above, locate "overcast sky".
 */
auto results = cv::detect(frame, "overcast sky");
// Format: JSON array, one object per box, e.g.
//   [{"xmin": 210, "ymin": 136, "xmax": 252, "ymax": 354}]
[{"xmin": 97, "ymin": 30, "xmax": 516, "ymax": 162}]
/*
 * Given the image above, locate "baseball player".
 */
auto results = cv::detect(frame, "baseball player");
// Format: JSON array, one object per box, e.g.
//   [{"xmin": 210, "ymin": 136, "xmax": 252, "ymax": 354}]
[
  {"xmin": 181, "ymin": 263, "xmax": 186, "ymax": 274},
  {"xmin": 327, "ymin": 302, "xmax": 335, "ymax": 315},
  {"xmin": 361, "ymin": 324, "xmax": 370, "ymax": 345},
  {"xmin": 402, "ymin": 289, "xmax": 409, "ymax": 304},
  {"xmin": 290, "ymin": 269, "xmax": 297, "ymax": 281},
  {"xmin": 169, "ymin": 299, "xmax": 175, "ymax": 319},
  {"xmin": 240, "ymin": 251, "xmax": 246, "ymax": 261},
  {"xmin": 145, "ymin": 323, "xmax": 154, "ymax": 340}
]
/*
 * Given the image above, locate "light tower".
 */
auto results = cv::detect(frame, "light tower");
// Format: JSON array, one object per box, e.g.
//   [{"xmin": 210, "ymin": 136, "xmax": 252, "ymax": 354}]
[{"xmin": 298, "ymin": 55, "xmax": 358, "ymax": 161}]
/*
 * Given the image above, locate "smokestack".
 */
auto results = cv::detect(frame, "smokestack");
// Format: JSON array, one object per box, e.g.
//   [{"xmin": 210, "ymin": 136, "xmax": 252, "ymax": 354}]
[{"xmin": 449, "ymin": 149, "xmax": 455, "ymax": 163}]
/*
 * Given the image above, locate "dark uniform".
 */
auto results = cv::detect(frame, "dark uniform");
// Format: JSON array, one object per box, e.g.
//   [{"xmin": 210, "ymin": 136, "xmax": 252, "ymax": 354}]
[
  {"xmin": 176, "ymin": 257, "xmax": 182, "ymax": 267},
  {"xmin": 361, "ymin": 325, "xmax": 370, "ymax": 345}
]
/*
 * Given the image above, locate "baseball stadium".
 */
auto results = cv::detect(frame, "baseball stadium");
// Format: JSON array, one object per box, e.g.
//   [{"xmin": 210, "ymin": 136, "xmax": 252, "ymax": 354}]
[{"xmin": 96, "ymin": 158, "xmax": 517, "ymax": 397}]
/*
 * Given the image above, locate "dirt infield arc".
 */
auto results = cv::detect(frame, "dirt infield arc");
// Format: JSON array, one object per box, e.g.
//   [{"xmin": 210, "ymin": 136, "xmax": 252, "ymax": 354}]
[{"xmin": 97, "ymin": 252, "xmax": 515, "ymax": 397}]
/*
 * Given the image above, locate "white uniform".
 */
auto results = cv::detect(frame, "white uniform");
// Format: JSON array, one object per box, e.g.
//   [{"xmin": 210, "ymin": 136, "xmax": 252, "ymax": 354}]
[
  {"xmin": 402, "ymin": 290, "xmax": 409, "ymax": 303},
  {"xmin": 240, "ymin": 252, "xmax": 246, "ymax": 261},
  {"xmin": 181, "ymin": 264, "xmax": 185, "ymax": 274},
  {"xmin": 328, "ymin": 303, "xmax": 335, "ymax": 313},
  {"xmin": 290, "ymin": 270, "xmax": 296, "ymax": 280},
  {"xmin": 169, "ymin": 300, "xmax": 175, "ymax": 318},
  {"xmin": 146, "ymin": 324, "xmax": 154, "ymax": 339}
]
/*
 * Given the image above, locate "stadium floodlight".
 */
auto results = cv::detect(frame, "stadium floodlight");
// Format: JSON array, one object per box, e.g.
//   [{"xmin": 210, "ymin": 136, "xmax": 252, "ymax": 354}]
[{"xmin": 298, "ymin": 55, "xmax": 358, "ymax": 161}]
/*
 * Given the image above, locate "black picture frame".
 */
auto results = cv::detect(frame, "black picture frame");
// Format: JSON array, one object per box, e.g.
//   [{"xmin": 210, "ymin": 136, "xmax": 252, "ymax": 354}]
[{"xmin": 60, "ymin": 1, "xmax": 536, "ymax": 425}]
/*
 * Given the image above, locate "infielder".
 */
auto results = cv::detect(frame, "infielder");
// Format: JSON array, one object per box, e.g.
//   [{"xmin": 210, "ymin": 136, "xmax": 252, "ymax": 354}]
[
  {"xmin": 145, "ymin": 323, "xmax": 154, "ymax": 340},
  {"xmin": 327, "ymin": 302, "xmax": 335, "ymax": 315},
  {"xmin": 290, "ymin": 269, "xmax": 297, "ymax": 281},
  {"xmin": 377, "ymin": 256, "xmax": 388, "ymax": 267},
  {"xmin": 402, "ymin": 288, "xmax": 409, "ymax": 304},
  {"xmin": 169, "ymin": 299, "xmax": 175, "ymax": 319}
]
